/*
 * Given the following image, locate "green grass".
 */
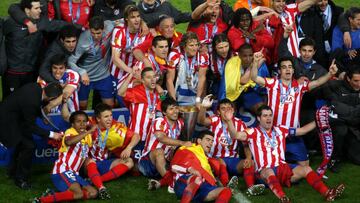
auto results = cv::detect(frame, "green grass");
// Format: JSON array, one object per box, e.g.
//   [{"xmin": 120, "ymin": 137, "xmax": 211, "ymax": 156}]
[{"xmin": 1, "ymin": 0, "xmax": 359, "ymax": 202}]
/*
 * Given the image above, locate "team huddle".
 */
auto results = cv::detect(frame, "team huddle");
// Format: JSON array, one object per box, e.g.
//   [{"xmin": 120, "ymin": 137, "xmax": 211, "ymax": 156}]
[{"xmin": 1, "ymin": 0, "xmax": 359, "ymax": 202}]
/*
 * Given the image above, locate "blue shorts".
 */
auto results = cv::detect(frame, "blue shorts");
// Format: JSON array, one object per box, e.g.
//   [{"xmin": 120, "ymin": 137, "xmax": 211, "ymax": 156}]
[
  {"xmin": 174, "ymin": 174, "xmax": 218, "ymax": 203},
  {"xmin": 78, "ymin": 75, "xmax": 115, "ymax": 101},
  {"xmin": 222, "ymin": 157, "xmax": 241, "ymax": 176},
  {"xmin": 285, "ymin": 137, "xmax": 309, "ymax": 162},
  {"xmin": 96, "ymin": 159, "xmax": 115, "ymax": 175},
  {"xmin": 138, "ymin": 154, "xmax": 160, "ymax": 178},
  {"xmin": 51, "ymin": 171, "xmax": 90, "ymax": 192}
]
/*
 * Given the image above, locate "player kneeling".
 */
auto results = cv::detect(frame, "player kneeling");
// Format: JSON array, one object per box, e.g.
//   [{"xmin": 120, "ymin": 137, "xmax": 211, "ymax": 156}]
[
  {"xmin": 32, "ymin": 111, "xmax": 97, "ymax": 203},
  {"xmin": 171, "ymin": 130, "xmax": 232, "ymax": 203}
]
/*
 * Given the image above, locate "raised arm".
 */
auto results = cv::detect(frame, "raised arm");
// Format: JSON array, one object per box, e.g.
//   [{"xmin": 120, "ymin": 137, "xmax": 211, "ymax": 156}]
[
  {"xmin": 308, "ymin": 59, "xmax": 338, "ymax": 90},
  {"xmin": 296, "ymin": 121, "xmax": 316, "ymax": 136},
  {"xmin": 117, "ymin": 72, "xmax": 133, "ymax": 97},
  {"xmin": 298, "ymin": 0, "xmax": 320, "ymax": 13},
  {"xmin": 251, "ymin": 51, "xmax": 266, "ymax": 87},
  {"xmin": 223, "ymin": 110, "xmax": 247, "ymax": 141},
  {"xmin": 197, "ymin": 94, "xmax": 213, "ymax": 126},
  {"xmin": 166, "ymin": 68, "xmax": 177, "ymax": 100}
]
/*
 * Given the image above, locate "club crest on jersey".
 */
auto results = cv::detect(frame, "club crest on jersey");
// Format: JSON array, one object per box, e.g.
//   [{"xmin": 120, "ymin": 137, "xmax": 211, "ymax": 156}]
[{"xmin": 219, "ymin": 136, "xmax": 230, "ymax": 146}]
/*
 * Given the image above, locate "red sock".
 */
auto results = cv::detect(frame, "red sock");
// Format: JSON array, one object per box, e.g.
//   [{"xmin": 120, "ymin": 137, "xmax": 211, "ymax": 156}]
[
  {"xmin": 306, "ymin": 171, "xmax": 329, "ymax": 196},
  {"xmin": 101, "ymin": 164, "xmax": 129, "ymax": 182},
  {"xmin": 87, "ymin": 162, "xmax": 104, "ymax": 189},
  {"xmin": 243, "ymin": 166, "xmax": 255, "ymax": 187},
  {"xmin": 215, "ymin": 188, "xmax": 232, "ymax": 203},
  {"xmin": 159, "ymin": 170, "xmax": 174, "ymax": 186},
  {"xmin": 82, "ymin": 189, "xmax": 88, "ymax": 200},
  {"xmin": 219, "ymin": 164, "xmax": 229, "ymax": 186},
  {"xmin": 180, "ymin": 176, "xmax": 202, "ymax": 203},
  {"xmin": 266, "ymin": 175, "xmax": 286, "ymax": 199},
  {"xmin": 39, "ymin": 191, "xmax": 74, "ymax": 203}
]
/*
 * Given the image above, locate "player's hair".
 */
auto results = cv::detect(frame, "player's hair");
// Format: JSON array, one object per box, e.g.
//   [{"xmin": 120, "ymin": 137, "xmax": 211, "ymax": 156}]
[
  {"xmin": 212, "ymin": 33, "xmax": 231, "ymax": 59},
  {"xmin": 124, "ymin": 4, "xmax": 139, "ymax": 20},
  {"xmin": 141, "ymin": 67, "xmax": 154, "ymax": 79},
  {"xmin": 277, "ymin": 56, "xmax": 294, "ymax": 69},
  {"xmin": 197, "ymin": 130, "xmax": 214, "ymax": 140},
  {"xmin": 217, "ymin": 98, "xmax": 234, "ymax": 110},
  {"xmin": 161, "ymin": 97, "xmax": 178, "ymax": 113},
  {"xmin": 159, "ymin": 15, "xmax": 174, "ymax": 26},
  {"xmin": 59, "ymin": 25, "xmax": 78, "ymax": 40},
  {"xmin": 44, "ymin": 82, "xmax": 63, "ymax": 98},
  {"xmin": 346, "ymin": 66, "xmax": 360, "ymax": 79},
  {"xmin": 50, "ymin": 54, "xmax": 66, "ymax": 67},
  {"xmin": 299, "ymin": 37, "xmax": 316, "ymax": 50},
  {"xmin": 152, "ymin": 35, "xmax": 168, "ymax": 47},
  {"xmin": 21, "ymin": 0, "xmax": 40, "ymax": 10},
  {"xmin": 345, "ymin": 7, "xmax": 360, "ymax": 19},
  {"xmin": 94, "ymin": 103, "xmax": 112, "ymax": 118},
  {"xmin": 233, "ymin": 8, "xmax": 253, "ymax": 29},
  {"xmin": 238, "ymin": 43, "xmax": 253, "ymax": 53},
  {"xmin": 256, "ymin": 105, "xmax": 273, "ymax": 117},
  {"xmin": 89, "ymin": 16, "xmax": 105, "ymax": 30},
  {"xmin": 180, "ymin": 32, "xmax": 199, "ymax": 48},
  {"xmin": 69, "ymin": 111, "xmax": 89, "ymax": 124}
]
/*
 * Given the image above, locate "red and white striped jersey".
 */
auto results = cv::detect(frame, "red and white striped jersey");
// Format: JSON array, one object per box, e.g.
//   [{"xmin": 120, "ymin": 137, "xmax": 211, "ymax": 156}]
[
  {"xmin": 37, "ymin": 69, "xmax": 80, "ymax": 112},
  {"xmin": 52, "ymin": 128, "xmax": 92, "ymax": 174},
  {"xmin": 264, "ymin": 78, "xmax": 309, "ymax": 128},
  {"xmin": 245, "ymin": 126, "xmax": 289, "ymax": 171},
  {"xmin": 123, "ymin": 85, "xmax": 161, "ymax": 141},
  {"xmin": 142, "ymin": 117, "xmax": 184, "ymax": 160},
  {"xmin": 110, "ymin": 25, "xmax": 153, "ymax": 80},
  {"xmin": 280, "ymin": 3, "xmax": 300, "ymax": 57},
  {"xmin": 208, "ymin": 115, "xmax": 246, "ymax": 158}
]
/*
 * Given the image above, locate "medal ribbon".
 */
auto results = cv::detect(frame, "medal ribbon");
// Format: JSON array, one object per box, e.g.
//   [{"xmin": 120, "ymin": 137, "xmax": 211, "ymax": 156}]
[
  {"xmin": 260, "ymin": 127, "xmax": 277, "ymax": 149},
  {"xmin": 97, "ymin": 128, "xmax": 109, "ymax": 151},
  {"xmin": 221, "ymin": 121, "xmax": 232, "ymax": 146},
  {"xmin": 279, "ymin": 80, "xmax": 292, "ymax": 104},
  {"xmin": 68, "ymin": 0, "xmax": 81, "ymax": 24}
]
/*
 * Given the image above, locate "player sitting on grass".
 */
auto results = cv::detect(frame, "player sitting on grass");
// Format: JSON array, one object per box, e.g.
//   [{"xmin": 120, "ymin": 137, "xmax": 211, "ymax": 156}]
[
  {"xmin": 32, "ymin": 111, "xmax": 98, "ymax": 203},
  {"xmin": 139, "ymin": 97, "xmax": 192, "ymax": 192},
  {"xmin": 230, "ymin": 105, "xmax": 345, "ymax": 203},
  {"xmin": 198, "ymin": 96, "xmax": 265, "ymax": 196},
  {"xmin": 84, "ymin": 103, "xmax": 140, "ymax": 199},
  {"xmin": 171, "ymin": 130, "xmax": 233, "ymax": 203}
]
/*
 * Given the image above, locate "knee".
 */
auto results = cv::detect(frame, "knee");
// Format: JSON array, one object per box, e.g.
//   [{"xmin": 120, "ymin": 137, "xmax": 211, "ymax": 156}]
[
  {"xmin": 87, "ymin": 187, "xmax": 98, "ymax": 199},
  {"xmin": 303, "ymin": 166, "xmax": 313, "ymax": 175},
  {"xmin": 153, "ymin": 149, "xmax": 165, "ymax": 157},
  {"xmin": 72, "ymin": 188, "xmax": 84, "ymax": 200},
  {"xmin": 123, "ymin": 158, "xmax": 134, "ymax": 169},
  {"xmin": 260, "ymin": 168, "xmax": 274, "ymax": 180}
]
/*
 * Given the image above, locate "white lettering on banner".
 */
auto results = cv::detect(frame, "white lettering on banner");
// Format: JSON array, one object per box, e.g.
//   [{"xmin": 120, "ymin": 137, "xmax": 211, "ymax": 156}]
[
  {"xmin": 117, "ymin": 114, "xmax": 127, "ymax": 124},
  {"xmin": 35, "ymin": 148, "xmax": 59, "ymax": 158}
]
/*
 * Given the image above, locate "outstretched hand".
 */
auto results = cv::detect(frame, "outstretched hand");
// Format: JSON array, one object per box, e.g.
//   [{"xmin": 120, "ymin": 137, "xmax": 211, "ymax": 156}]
[
  {"xmin": 328, "ymin": 59, "xmax": 338, "ymax": 76},
  {"xmin": 201, "ymin": 94, "xmax": 213, "ymax": 109}
]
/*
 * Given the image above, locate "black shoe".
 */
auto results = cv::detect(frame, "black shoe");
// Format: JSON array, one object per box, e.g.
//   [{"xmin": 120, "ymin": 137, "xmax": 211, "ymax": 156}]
[
  {"xmin": 99, "ymin": 187, "xmax": 111, "ymax": 199},
  {"xmin": 14, "ymin": 179, "xmax": 32, "ymax": 190},
  {"xmin": 328, "ymin": 159, "xmax": 341, "ymax": 173}
]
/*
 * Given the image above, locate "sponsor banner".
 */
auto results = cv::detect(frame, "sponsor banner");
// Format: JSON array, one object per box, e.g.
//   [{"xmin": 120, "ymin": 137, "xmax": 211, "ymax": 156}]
[{"xmin": 0, "ymin": 108, "xmax": 130, "ymax": 166}]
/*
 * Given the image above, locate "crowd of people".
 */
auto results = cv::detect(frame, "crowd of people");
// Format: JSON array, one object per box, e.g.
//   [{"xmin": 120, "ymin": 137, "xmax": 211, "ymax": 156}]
[{"xmin": 0, "ymin": 0, "xmax": 359, "ymax": 202}]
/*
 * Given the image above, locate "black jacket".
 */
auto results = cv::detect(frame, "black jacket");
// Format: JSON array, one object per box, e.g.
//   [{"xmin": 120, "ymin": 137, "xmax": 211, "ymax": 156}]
[
  {"xmin": 0, "ymin": 83, "xmax": 50, "ymax": 147},
  {"xmin": 317, "ymin": 80, "xmax": 360, "ymax": 125},
  {"xmin": 39, "ymin": 39, "xmax": 74, "ymax": 83},
  {"xmin": 93, "ymin": 0, "xmax": 134, "ymax": 21},
  {"xmin": 137, "ymin": 0, "xmax": 191, "ymax": 28}
]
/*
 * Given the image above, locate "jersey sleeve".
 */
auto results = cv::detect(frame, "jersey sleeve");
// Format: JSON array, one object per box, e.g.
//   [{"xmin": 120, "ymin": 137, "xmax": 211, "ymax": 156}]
[
  {"xmin": 264, "ymin": 77, "xmax": 277, "ymax": 89},
  {"xmin": 244, "ymin": 128, "xmax": 256, "ymax": 141},
  {"xmin": 133, "ymin": 34, "xmax": 153, "ymax": 53},
  {"xmin": 66, "ymin": 70, "xmax": 80, "ymax": 89},
  {"xmin": 199, "ymin": 53, "xmax": 209, "ymax": 69},
  {"xmin": 111, "ymin": 26, "xmax": 125, "ymax": 52},
  {"xmin": 153, "ymin": 118, "xmax": 167, "ymax": 134},
  {"xmin": 168, "ymin": 51, "xmax": 181, "ymax": 69}
]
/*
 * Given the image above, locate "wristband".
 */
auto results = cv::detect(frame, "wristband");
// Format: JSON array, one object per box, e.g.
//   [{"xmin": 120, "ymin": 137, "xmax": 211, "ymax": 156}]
[
  {"xmin": 289, "ymin": 128, "xmax": 296, "ymax": 137},
  {"xmin": 195, "ymin": 97, "xmax": 201, "ymax": 103}
]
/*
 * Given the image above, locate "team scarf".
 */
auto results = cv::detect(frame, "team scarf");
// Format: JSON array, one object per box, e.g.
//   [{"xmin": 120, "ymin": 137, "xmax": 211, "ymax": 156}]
[{"xmin": 315, "ymin": 105, "xmax": 334, "ymax": 177}]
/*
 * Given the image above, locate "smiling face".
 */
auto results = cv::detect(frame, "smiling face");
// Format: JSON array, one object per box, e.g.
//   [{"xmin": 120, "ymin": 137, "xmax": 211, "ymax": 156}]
[
  {"xmin": 349, "ymin": 13, "xmax": 360, "ymax": 30},
  {"xmin": 159, "ymin": 18, "xmax": 175, "ymax": 39},
  {"xmin": 197, "ymin": 134, "xmax": 214, "ymax": 153},
  {"xmin": 72, "ymin": 114, "xmax": 88, "ymax": 133},
  {"xmin": 96, "ymin": 110, "xmax": 113, "ymax": 129},
  {"xmin": 347, "ymin": 73, "xmax": 360, "ymax": 91},
  {"xmin": 238, "ymin": 14, "xmax": 252, "ymax": 31},
  {"xmin": 164, "ymin": 104, "xmax": 179, "ymax": 122},
  {"xmin": 215, "ymin": 41, "xmax": 230, "ymax": 59},
  {"xmin": 317, "ymin": 0, "xmax": 329, "ymax": 12},
  {"xmin": 257, "ymin": 109, "xmax": 273, "ymax": 131},
  {"xmin": 299, "ymin": 45, "xmax": 316, "ymax": 63},
  {"xmin": 152, "ymin": 40, "xmax": 169, "ymax": 59},
  {"xmin": 279, "ymin": 60, "xmax": 294, "ymax": 81},
  {"xmin": 51, "ymin": 64, "xmax": 66, "ymax": 80},
  {"xmin": 272, "ymin": 0, "xmax": 286, "ymax": 14}
]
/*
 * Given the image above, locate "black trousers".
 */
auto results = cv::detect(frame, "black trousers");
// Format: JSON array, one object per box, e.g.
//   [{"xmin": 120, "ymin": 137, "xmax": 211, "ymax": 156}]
[
  {"xmin": 330, "ymin": 118, "xmax": 349, "ymax": 161},
  {"xmin": 8, "ymin": 136, "xmax": 35, "ymax": 181}
]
